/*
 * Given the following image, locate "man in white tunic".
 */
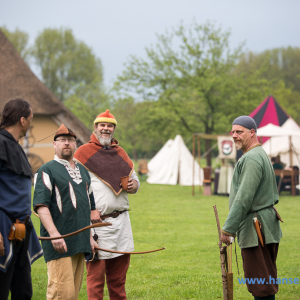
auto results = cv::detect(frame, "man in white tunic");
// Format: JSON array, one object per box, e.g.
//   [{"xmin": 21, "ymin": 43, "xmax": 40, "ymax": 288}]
[{"xmin": 74, "ymin": 110, "xmax": 139, "ymax": 300}]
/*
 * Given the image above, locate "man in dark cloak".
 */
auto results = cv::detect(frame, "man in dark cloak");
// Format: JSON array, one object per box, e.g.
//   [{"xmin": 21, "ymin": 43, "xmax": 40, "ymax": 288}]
[{"xmin": 0, "ymin": 99, "xmax": 43, "ymax": 300}]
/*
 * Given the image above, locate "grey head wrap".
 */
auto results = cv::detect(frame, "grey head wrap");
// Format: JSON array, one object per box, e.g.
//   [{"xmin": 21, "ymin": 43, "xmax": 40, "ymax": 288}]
[{"xmin": 232, "ymin": 116, "xmax": 257, "ymax": 132}]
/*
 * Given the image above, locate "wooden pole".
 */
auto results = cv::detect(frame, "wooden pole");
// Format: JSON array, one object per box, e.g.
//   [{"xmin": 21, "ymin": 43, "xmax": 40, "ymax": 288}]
[
  {"xmin": 192, "ymin": 134, "xmax": 195, "ymax": 196},
  {"xmin": 213, "ymin": 205, "xmax": 228, "ymax": 300},
  {"xmin": 289, "ymin": 136, "xmax": 295, "ymax": 196},
  {"xmin": 227, "ymin": 244, "xmax": 233, "ymax": 300}
]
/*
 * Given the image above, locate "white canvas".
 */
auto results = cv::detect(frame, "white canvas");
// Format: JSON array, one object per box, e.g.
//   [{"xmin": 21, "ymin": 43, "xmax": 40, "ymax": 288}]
[
  {"xmin": 261, "ymin": 118, "xmax": 300, "ymax": 168},
  {"xmin": 147, "ymin": 135, "xmax": 203, "ymax": 186}
]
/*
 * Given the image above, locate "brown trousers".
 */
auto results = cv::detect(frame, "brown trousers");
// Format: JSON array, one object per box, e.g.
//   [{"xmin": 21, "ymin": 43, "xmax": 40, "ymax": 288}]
[
  {"xmin": 241, "ymin": 241, "xmax": 279, "ymax": 298},
  {"xmin": 86, "ymin": 254, "xmax": 130, "ymax": 300}
]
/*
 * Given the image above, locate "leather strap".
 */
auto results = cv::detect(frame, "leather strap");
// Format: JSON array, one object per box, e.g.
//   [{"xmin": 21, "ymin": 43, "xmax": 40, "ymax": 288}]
[{"xmin": 101, "ymin": 210, "xmax": 129, "ymax": 220}]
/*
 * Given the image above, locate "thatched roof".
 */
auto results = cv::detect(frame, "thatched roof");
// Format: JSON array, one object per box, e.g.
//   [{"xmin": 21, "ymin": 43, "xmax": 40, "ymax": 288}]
[{"xmin": 0, "ymin": 29, "xmax": 91, "ymax": 143}]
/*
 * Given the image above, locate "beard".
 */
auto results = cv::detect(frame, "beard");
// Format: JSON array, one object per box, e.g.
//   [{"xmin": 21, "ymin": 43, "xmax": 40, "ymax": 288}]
[
  {"xmin": 61, "ymin": 148, "xmax": 73, "ymax": 160},
  {"xmin": 97, "ymin": 131, "xmax": 114, "ymax": 146},
  {"xmin": 234, "ymin": 141, "xmax": 242, "ymax": 150}
]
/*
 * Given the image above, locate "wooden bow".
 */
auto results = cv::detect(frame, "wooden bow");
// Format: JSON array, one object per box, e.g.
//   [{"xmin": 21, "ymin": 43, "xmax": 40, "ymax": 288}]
[
  {"xmin": 95, "ymin": 246, "xmax": 166, "ymax": 255},
  {"xmin": 38, "ymin": 223, "xmax": 112, "ymax": 240},
  {"xmin": 32, "ymin": 211, "xmax": 165, "ymax": 254},
  {"xmin": 213, "ymin": 205, "xmax": 233, "ymax": 300}
]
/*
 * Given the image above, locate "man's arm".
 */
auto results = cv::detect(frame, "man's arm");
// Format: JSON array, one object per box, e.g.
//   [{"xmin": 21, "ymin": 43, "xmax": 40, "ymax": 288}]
[
  {"xmin": 88, "ymin": 180, "xmax": 102, "ymax": 224},
  {"xmin": 37, "ymin": 206, "xmax": 67, "ymax": 253},
  {"xmin": 33, "ymin": 168, "xmax": 67, "ymax": 252},
  {"xmin": 91, "ymin": 210, "xmax": 102, "ymax": 223},
  {"xmin": 222, "ymin": 158, "xmax": 263, "ymax": 237}
]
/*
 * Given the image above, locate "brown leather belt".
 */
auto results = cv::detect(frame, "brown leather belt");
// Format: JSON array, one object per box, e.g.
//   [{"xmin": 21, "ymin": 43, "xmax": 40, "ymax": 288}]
[{"xmin": 101, "ymin": 210, "xmax": 129, "ymax": 220}]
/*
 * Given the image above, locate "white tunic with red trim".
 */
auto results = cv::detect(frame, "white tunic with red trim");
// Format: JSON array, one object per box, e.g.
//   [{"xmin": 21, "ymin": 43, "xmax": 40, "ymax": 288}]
[{"xmin": 90, "ymin": 170, "xmax": 139, "ymax": 259}]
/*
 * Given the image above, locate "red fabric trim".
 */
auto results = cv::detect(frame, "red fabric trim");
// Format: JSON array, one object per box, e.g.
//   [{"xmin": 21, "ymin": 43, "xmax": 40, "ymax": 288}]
[{"xmin": 34, "ymin": 204, "xmax": 48, "ymax": 214}]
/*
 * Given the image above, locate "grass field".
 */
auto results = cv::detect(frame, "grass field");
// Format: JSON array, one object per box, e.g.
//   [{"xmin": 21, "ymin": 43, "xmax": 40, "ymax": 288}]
[{"xmin": 31, "ymin": 183, "xmax": 300, "ymax": 299}]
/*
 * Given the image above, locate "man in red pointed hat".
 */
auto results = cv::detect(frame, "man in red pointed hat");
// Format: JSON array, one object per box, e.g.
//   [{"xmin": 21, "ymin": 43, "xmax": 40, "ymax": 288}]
[
  {"xmin": 74, "ymin": 110, "xmax": 140, "ymax": 300},
  {"xmin": 33, "ymin": 124, "xmax": 98, "ymax": 300}
]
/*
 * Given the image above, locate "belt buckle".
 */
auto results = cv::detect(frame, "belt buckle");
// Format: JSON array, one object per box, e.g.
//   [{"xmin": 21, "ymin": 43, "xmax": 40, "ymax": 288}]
[{"xmin": 111, "ymin": 211, "xmax": 119, "ymax": 218}]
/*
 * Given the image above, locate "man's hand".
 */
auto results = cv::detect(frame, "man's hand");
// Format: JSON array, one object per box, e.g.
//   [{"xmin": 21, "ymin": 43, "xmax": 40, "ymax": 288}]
[
  {"xmin": 91, "ymin": 210, "xmax": 102, "ymax": 224},
  {"xmin": 0, "ymin": 232, "xmax": 5, "ymax": 256},
  {"xmin": 51, "ymin": 237, "xmax": 67, "ymax": 253},
  {"xmin": 221, "ymin": 233, "xmax": 232, "ymax": 245},
  {"xmin": 127, "ymin": 178, "xmax": 138, "ymax": 194},
  {"xmin": 37, "ymin": 206, "xmax": 67, "ymax": 253},
  {"xmin": 90, "ymin": 235, "xmax": 98, "ymax": 253}
]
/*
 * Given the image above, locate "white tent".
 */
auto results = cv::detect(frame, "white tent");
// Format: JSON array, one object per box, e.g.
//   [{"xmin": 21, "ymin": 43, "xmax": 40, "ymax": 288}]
[
  {"xmin": 257, "ymin": 122, "xmax": 300, "ymax": 137},
  {"xmin": 258, "ymin": 118, "xmax": 300, "ymax": 168},
  {"xmin": 147, "ymin": 135, "xmax": 203, "ymax": 186}
]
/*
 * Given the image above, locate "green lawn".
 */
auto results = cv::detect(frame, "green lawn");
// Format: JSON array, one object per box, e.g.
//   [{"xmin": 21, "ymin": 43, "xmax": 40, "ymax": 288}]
[{"xmin": 31, "ymin": 183, "xmax": 300, "ymax": 299}]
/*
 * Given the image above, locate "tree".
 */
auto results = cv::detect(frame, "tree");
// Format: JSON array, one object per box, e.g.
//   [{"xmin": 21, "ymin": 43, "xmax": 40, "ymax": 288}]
[
  {"xmin": 236, "ymin": 47, "xmax": 300, "ymax": 92},
  {"xmin": 1, "ymin": 26, "xmax": 30, "ymax": 63},
  {"xmin": 64, "ymin": 79, "xmax": 111, "ymax": 131},
  {"xmin": 235, "ymin": 47, "xmax": 300, "ymax": 124},
  {"xmin": 112, "ymin": 97, "xmax": 177, "ymax": 160},
  {"xmin": 115, "ymin": 21, "xmax": 272, "ymax": 165},
  {"xmin": 31, "ymin": 28, "xmax": 104, "ymax": 102}
]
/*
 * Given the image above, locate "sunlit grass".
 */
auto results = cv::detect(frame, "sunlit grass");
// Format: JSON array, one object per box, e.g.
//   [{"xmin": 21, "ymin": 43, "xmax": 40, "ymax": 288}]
[{"xmin": 31, "ymin": 183, "xmax": 300, "ymax": 299}]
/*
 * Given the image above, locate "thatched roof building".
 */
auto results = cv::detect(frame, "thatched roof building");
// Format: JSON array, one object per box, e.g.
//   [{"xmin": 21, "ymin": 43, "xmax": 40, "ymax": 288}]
[{"xmin": 0, "ymin": 29, "xmax": 92, "ymax": 171}]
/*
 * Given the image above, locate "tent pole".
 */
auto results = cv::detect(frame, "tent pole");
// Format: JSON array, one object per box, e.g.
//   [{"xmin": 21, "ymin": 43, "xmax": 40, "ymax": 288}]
[
  {"xmin": 192, "ymin": 134, "xmax": 195, "ymax": 196},
  {"xmin": 289, "ymin": 136, "xmax": 295, "ymax": 196},
  {"xmin": 198, "ymin": 136, "xmax": 201, "ymax": 192}
]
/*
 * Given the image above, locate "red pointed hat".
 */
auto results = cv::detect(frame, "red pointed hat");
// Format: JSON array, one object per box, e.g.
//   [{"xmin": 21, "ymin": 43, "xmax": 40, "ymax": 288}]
[
  {"xmin": 94, "ymin": 110, "xmax": 117, "ymax": 126},
  {"xmin": 54, "ymin": 124, "xmax": 76, "ymax": 141}
]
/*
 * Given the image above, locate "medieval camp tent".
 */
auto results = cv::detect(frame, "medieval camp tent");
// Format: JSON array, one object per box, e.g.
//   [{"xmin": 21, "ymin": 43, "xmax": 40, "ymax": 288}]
[
  {"xmin": 258, "ymin": 118, "xmax": 300, "ymax": 168},
  {"xmin": 147, "ymin": 135, "xmax": 203, "ymax": 186},
  {"xmin": 232, "ymin": 95, "xmax": 290, "ymax": 161},
  {"xmin": 251, "ymin": 96, "xmax": 300, "ymax": 194},
  {"xmin": 250, "ymin": 95, "xmax": 300, "ymax": 168},
  {"xmin": 257, "ymin": 119, "xmax": 300, "ymax": 195},
  {"xmin": 0, "ymin": 30, "xmax": 91, "ymax": 173},
  {"xmin": 250, "ymin": 95, "xmax": 290, "ymax": 129}
]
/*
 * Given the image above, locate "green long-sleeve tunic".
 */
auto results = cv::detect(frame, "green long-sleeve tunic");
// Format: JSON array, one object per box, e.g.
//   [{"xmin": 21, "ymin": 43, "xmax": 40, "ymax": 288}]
[{"xmin": 222, "ymin": 146, "xmax": 282, "ymax": 249}]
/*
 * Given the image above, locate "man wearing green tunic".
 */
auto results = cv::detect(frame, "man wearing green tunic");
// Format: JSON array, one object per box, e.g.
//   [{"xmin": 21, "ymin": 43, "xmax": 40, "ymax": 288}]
[
  {"xmin": 221, "ymin": 116, "xmax": 282, "ymax": 300},
  {"xmin": 33, "ymin": 124, "xmax": 98, "ymax": 300}
]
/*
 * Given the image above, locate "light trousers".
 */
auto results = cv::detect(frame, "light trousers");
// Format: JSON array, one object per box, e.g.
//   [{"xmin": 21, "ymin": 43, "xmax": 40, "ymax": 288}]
[{"xmin": 46, "ymin": 253, "xmax": 85, "ymax": 300}]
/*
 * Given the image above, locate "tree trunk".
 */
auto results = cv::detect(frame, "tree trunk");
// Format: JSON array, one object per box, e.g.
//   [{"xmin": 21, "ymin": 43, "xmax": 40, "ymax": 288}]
[
  {"xmin": 205, "ymin": 139, "xmax": 212, "ymax": 166},
  {"xmin": 132, "ymin": 147, "xmax": 138, "ymax": 162}
]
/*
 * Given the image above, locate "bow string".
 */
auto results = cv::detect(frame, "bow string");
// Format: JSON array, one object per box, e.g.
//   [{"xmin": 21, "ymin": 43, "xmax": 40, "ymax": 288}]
[{"xmin": 32, "ymin": 211, "xmax": 165, "ymax": 255}]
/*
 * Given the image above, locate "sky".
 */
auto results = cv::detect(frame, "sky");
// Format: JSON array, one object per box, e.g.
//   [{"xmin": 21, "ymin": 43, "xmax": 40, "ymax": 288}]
[{"xmin": 1, "ymin": 0, "xmax": 300, "ymax": 87}]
